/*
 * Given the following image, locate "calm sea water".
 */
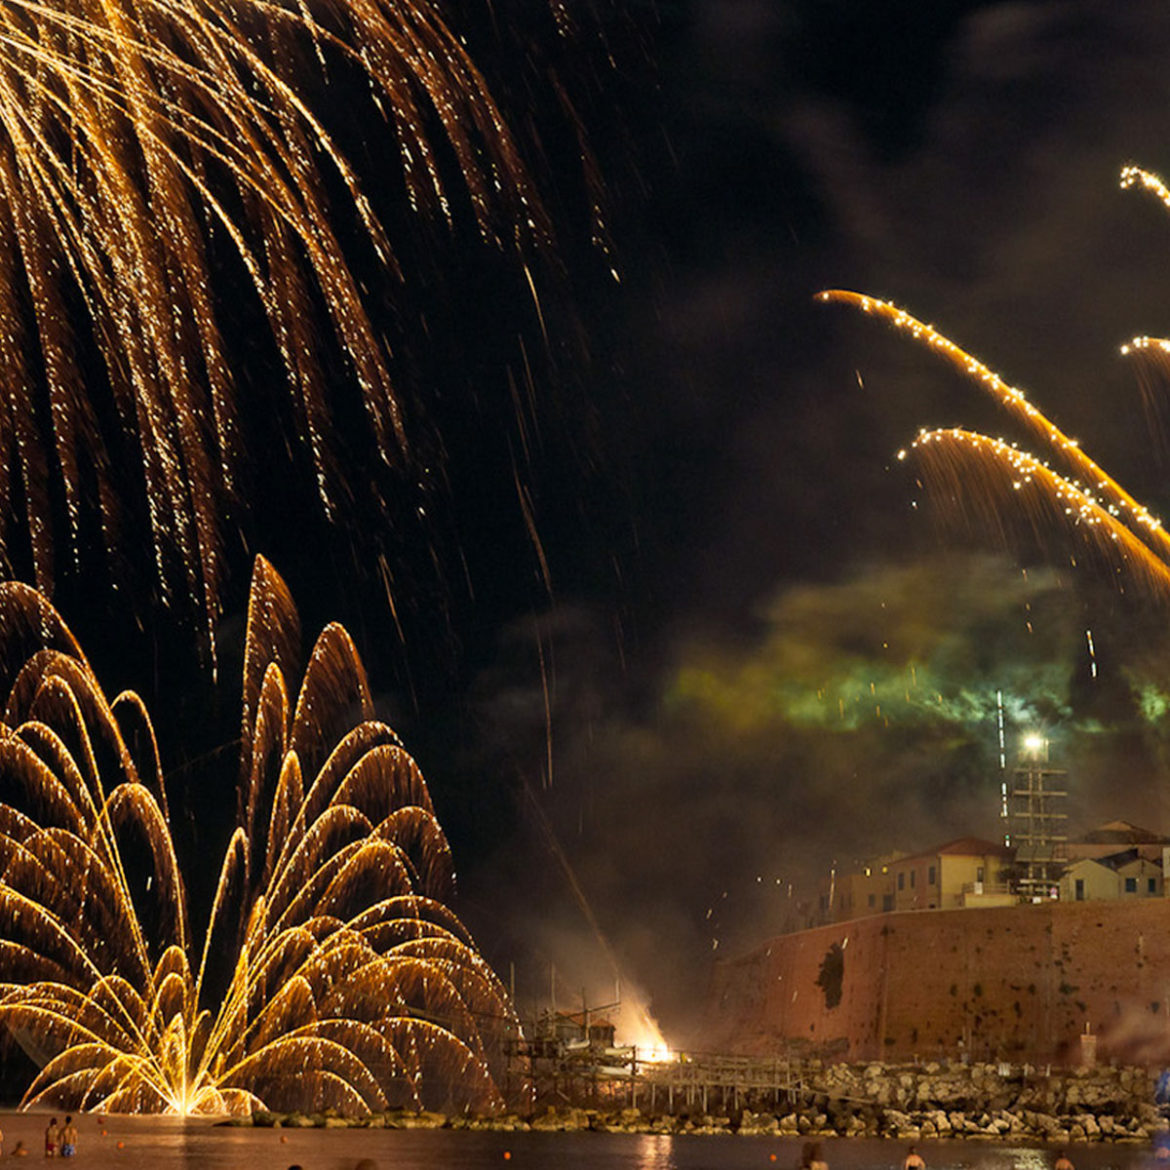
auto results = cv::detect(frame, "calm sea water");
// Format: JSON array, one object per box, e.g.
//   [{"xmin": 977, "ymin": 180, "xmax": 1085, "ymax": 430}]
[{"xmin": 0, "ymin": 1114, "xmax": 1160, "ymax": 1170}]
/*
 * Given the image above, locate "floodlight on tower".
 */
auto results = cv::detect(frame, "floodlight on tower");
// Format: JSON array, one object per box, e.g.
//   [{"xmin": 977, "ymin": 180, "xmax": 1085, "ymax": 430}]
[{"xmin": 1023, "ymin": 732, "xmax": 1047, "ymax": 759}]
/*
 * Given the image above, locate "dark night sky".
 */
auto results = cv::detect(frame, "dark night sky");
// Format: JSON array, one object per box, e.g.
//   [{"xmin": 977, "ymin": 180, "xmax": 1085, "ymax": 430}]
[
  {"xmin": 447, "ymin": 0, "xmax": 1170, "ymax": 1042},
  {"xmin": 32, "ymin": 0, "xmax": 1170, "ymax": 1049}
]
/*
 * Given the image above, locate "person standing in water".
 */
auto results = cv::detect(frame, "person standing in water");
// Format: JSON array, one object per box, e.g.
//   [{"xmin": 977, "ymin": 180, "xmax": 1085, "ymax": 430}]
[
  {"xmin": 903, "ymin": 1146, "xmax": 925, "ymax": 1170},
  {"xmin": 59, "ymin": 1117, "xmax": 77, "ymax": 1158}
]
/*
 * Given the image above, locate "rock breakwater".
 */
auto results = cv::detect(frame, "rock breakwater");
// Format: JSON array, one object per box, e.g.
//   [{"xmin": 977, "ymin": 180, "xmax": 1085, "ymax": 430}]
[
  {"xmin": 789, "ymin": 1060, "xmax": 1162, "ymax": 1143},
  {"xmin": 240, "ymin": 1061, "xmax": 1169, "ymax": 1143}
]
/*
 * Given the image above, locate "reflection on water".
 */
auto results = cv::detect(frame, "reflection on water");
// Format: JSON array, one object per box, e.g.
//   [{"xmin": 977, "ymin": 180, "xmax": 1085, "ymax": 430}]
[
  {"xmin": 1005, "ymin": 1148, "xmax": 1061, "ymax": 1170},
  {"xmin": 0, "ymin": 1113, "xmax": 1155, "ymax": 1170},
  {"xmin": 631, "ymin": 1132, "xmax": 677, "ymax": 1170}
]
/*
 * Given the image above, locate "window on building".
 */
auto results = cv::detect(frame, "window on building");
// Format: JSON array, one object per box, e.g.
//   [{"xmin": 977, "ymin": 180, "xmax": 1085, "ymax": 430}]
[
  {"xmin": 882, "ymin": 894, "xmax": 893, "ymax": 912},
  {"xmin": 1149, "ymin": 877, "xmax": 1158, "ymax": 895},
  {"xmin": 910, "ymin": 870, "xmax": 916, "ymax": 888},
  {"xmin": 976, "ymin": 866, "xmax": 985, "ymax": 883},
  {"xmin": 897, "ymin": 872, "xmax": 905, "ymax": 890},
  {"xmin": 867, "ymin": 893, "xmax": 875, "ymax": 908},
  {"xmin": 1075, "ymin": 878, "xmax": 1084, "ymax": 901},
  {"xmin": 928, "ymin": 865, "xmax": 936, "ymax": 886},
  {"xmin": 1125, "ymin": 877, "xmax": 1137, "ymax": 893}
]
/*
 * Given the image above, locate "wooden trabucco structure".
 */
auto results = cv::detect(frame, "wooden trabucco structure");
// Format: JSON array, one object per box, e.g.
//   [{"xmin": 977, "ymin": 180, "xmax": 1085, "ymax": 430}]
[
  {"xmin": 507, "ymin": 1036, "xmax": 804, "ymax": 1115},
  {"xmin": 640, "ymin": 1054, "xmax": 803, "ymax": 1115}
]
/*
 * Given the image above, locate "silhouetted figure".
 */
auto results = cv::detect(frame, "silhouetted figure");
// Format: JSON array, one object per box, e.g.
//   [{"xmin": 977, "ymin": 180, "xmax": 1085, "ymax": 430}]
[
  {"xmin": 1054, "ymin": 1151, "xmax": 1073, "ymax": 1170},
  {"xmin": 44, "ymin": 1117, "xmax": 59, "ymax": 1157},
  {"xmin": 1158, "ymin": 1069, "xmax": 1170, "ymax": 1113},
  {"xmin": 60, "ymin": 1116, "xmax": 77, "ymax": 1158},
  {"xmin": 903, "ymin": 1145, "xmax": 925, "ymax": 1170}
]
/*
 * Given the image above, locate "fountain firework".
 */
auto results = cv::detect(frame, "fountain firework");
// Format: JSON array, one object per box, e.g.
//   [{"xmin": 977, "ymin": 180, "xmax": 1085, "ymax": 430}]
[
  {"xmin": 0, "ymin": 0, "xmax": 551, "ymax": 652},
  {"xmin": 0, "ymin": 556, "xmax": 514, "ymax": 1115},
  {"xmin": 819, "ymin": 165, "xmax": 1170, "ymax": 592}
]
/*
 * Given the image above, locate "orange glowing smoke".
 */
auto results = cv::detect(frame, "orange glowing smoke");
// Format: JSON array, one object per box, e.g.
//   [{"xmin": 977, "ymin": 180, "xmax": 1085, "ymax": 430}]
[{"xmin": 618, "ymin": 995, "xmax": 674, "ymax": 1064}]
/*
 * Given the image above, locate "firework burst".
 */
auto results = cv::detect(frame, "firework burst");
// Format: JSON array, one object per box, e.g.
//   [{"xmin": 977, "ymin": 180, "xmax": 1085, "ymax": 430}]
[
  {"xmin": 0, "ymin": 556, "xmax": 513, "ymax": 1115},
  {"xmin": 819, "ymin": 164, "xmax": 1170, "ymax": 591},
  {"xmin": 0, "ymin": 0, "xmax": 551, "ymax": 656}
]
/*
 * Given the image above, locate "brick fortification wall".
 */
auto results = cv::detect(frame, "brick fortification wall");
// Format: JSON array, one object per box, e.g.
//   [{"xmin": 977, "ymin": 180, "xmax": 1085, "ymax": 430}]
[{"xmin": 704, "ymin": 900, "xmax": 1170, "ymax": 1065}]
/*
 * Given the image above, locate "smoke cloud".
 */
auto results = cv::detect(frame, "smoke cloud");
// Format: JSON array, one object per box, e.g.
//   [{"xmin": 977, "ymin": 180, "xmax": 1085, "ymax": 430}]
[
  {"xmin": 443, "ymin": 0, "xmax": 1170, "ymax": 1053},
  {"xmin": 455, "ymin": 552, "xmax": 1170, "ymax": 1047}
]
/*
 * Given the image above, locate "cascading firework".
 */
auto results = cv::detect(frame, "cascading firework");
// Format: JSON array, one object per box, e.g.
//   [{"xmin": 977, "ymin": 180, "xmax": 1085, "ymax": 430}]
[
  {"xmin": 819, "ymin": 164, "xmax": 1170, "ymax": 591},
  {"xmin": 0, "ymin": 0, "xmax": 549, "ymax": 652},
  {"xmin": 0, "ymin": 556, "xmax": 514, "ymax": 1115}
]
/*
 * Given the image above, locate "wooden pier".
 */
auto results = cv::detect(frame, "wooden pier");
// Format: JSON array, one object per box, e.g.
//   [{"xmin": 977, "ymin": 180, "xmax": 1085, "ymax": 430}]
[
  {"xmin": 508, "ymin": 1040, "xmax": 807, "ymax": 1115},
  {"xmin": 639, "ymin": 1053, "xmax": 803, "ymax": 1115}
]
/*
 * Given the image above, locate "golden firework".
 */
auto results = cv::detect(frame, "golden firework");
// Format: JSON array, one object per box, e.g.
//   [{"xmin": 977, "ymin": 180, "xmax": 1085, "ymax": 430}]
[
  {"xmin": 819, "ymin": 167, "xmax": 1170, "ymax": 588},
  {"xmin": 0, "ymin": 0, "xmax": 547, "ymax": 654},
  {"xmin": 0, "ymin": 556, "xmax": 514, "ymax": 1115}
]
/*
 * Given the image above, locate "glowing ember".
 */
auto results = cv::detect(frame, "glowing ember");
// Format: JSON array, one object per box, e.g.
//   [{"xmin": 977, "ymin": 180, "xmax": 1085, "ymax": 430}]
[
  {"xmin": 0, "ymin": 557, "xmax": 514, "ymax": 1115},
  {"xmin": 819, "ymin": 164, "xmax": 1170, "ymax": 593}
]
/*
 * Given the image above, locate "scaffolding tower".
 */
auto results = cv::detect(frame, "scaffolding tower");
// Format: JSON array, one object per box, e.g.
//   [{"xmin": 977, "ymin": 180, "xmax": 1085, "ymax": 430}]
[{"xmin": 1009, "ymin": 735, "xmax": 1067, "ymax": 901}]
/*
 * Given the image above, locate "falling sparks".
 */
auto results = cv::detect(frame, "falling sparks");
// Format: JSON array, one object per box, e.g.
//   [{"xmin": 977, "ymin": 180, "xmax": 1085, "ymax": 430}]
[
  {"xmin": 0, "ymin": 0, "xmax": 550, "ymax": 657},
  {"xmin": 0, "ymin": 557, "xmax": 513, "ymax": 1115},
  {"xmin": 819, "ymin": 166, "xmax": 1170, "ymax": 596}
]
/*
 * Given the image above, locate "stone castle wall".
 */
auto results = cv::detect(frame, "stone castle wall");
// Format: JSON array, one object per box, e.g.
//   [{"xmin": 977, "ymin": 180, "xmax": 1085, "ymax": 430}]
[{"xmin": 704, "ymin": 899, "xmax": 1170, "ymax": 1065}]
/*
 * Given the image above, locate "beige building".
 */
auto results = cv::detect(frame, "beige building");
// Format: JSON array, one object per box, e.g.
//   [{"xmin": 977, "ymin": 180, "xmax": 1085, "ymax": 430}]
[
  {"xmin": 888, "ymin": 837, "xmax": 1016, "ymax": 912},
  {"xmin": 826, "ymin": 826, "xmax": 1170, "ymax": 924},
  {"xmin": 830, "ymin": 838, "xmax": 1015, "ymax": 921},
  {"xmin": 829, "ymin": 853, "xmax": 904, "ymax": 922},
  {"xmin": 1058, "ymin": 849, "xmax": 1165, "ymax": 902},
  {"xmin": 1117, "ymin": 855, "xmax": 1163, "ymax": 897},
  {"xmin": 1059, "ymin": 857, "xmax": 1119, "ymax": 903}
]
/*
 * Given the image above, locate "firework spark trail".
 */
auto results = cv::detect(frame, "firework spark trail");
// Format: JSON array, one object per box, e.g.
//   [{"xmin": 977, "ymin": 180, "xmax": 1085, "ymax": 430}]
[
  {"xmin": 818, "ymin": 164, "xmax": 1170, "ymax": 587},
  {"xmin": 0, "ymin": 556, "xmax": 515, "ymax": 1115},
  {"xmin": 909, "ymin": 428, "xmax": 1170, "ymax": 595},
  {"xmin": 0, "ymin": 0, "xmax": 552, "ymax": 658},
  {"xmin": 818, "ymin": 289, "xmax": 1170, "ymax": 566}
]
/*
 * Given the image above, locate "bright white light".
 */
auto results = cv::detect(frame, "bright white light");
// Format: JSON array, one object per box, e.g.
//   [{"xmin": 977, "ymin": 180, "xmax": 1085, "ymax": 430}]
[
  {"xmin": 618, "ymin": 995, "xmax": 674, "ymax": 1065},
  {"xmin": 1023, "ymin": 733, "xmax": 1045, "ymax": 754}
]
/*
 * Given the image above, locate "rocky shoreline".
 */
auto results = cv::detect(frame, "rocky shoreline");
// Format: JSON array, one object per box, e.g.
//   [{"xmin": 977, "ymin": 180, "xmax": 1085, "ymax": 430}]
[{"xmin": 237, "ymin": 1062, "xmax": 1170, "ymax": 1144}]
